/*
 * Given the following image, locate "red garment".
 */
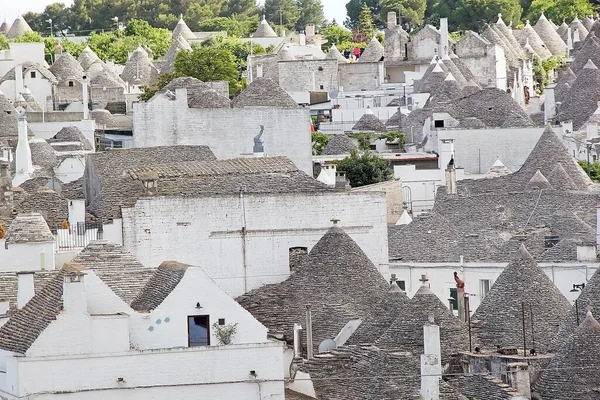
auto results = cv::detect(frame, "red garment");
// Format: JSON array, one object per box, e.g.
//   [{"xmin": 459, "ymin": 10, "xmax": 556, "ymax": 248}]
[{"xmin": 354, "ymin": 47, "xmax": 360, "ymax": 56}]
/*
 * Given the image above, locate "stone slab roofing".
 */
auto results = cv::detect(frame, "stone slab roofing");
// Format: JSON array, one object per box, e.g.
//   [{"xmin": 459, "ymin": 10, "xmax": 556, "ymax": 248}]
[
  {"xmin": 71, "ymin": 240, "xmax": 155, "ymax": 304},
  {"xmin": 78, "ymin": 46, "xmax": 100, "ymax": 71},
  {"xmin": 570, "ymin": 32, "xmax": 600, "ymax": 74},
  {"xmin": 6, "ymin": 16, "xmax": 32, "ymax": 39},
  {"xmin": 358, "ymin": 37, "xmax": 384, "ymax": 63},
  {"xmin": 352, "ymin": 112, "xmax": 387, "ymax": 132},
  {"xmin": 482, "ymin": 24, "xmax": 521, "ymax": 70},
  {"xmin": 534, "ymin": 13, "xmax": 568, "ymax": 56},
  {"xmin": 569, "ymin": 17, "xmax": 589, "ymax": 41},
  {"xmin": 172, "ymin": 17, "xmax": 196, "ymax": 41},
  {"xmin": 471, "ymin": 246, "xmax": 571, "ymax": 352},
  {"xmin": 325, "ymin": 44, "xmax": 347, "ymax": 63},
  {"xmin": 130, "ymin": 261, "xmax": 188, "ymax": 312},
  {"xmin": 232, "ymin": 78, "xmax": 298, "ymax": 108},
  {"xmin": 448, "ymin": 374, "xmax": 522, "ymax": 399},
  {"xmin": 237, "ymin": 225, "xmax": 410, "ymax": 354},
  {"xmin": 557, "ymin": 59, "xmax": 600, "ymax": 130},
  {"xmin": 11, "ymin": 187, "xmax": 69, "ymax": 232},
  {"xmin": 495, "ymin": 17, "xmax": 527, "ymax": 59},
  {"xmin": 322, "ymin": 134, "xmax": 357, "ymax": 155},
  {"xmin": 0, "ymin": 62, "xmax": 58, "ymax": 85},
  {"xmin": 0, "ymin": 19, "xmax": 11, "ymax": 35},
  {"xmin": 49, "ymin": 52, "xmax": 85, "ymax": 82},
  {"xmin": 554, "ymin": 67, "xmax": 576, "ymax": 102},
  {"xmin": 0, "ymin": 271, "xmax": 56, "ymax": 315},
  {"xmin": 534, "ymin": 312, "xmax": 600, "ymax": 400},
  {"xmin": 254, "ymin": 16, "xmax": 278, "ymax": 38},
  {"xmin": 121, "ymin": 46, "xmax": 159, "ymax": 87},
  {"xmin": 376, "ymin": 284, "xmax": 469, "ymax": 364},
  {"xmin": 161, "ymin": 35, "xmax": 192, "ymax": 74},
  {"xmin": 48, "ymin": 126, "xmax": 94, "ymax": 151},
  {"xmin": 160, "ymin": 76, "xmax": 229, "ymax": 101},
  {"xmin": 514, "ymin": 21, "xmax": 553, "ymax": 59},
  {"xmin": 5, "ymin": 212, "xmax": 54, "ymax": 244}
]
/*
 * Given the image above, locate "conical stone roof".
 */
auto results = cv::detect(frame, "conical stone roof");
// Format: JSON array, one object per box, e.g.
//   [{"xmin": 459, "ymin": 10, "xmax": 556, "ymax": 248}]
[
  {"xmin": 120, "ymin": 46, "xmax": 159, "ymax": 87},
  {"xmin": 352, "ymin": 110, "xmax": 387, "ymax": 132},
  {"xmin": 482, "ymin": 24, "xmax": 521, "ymax": 69},
  {"xmin": 556, "ymin": 21, "xmax": 569, "ymax": 39},
  {"xmin": 172, "ymin": 17, "xmax": 196, "ymax": 41},
  {"xmin": 534, "ymin": 13, "xmax": 568, "ymax": 56},
  {"xmin": 588, "ymin": 19, "xmax": 600, "ymax": 38},
  {"xmin": 471, "ymin": 245, "xmax": 571, "ymax": 352},
  {"xmin": 254, "ymin": 15, "xmax": 277, "ymax": 38},
  {"xmin": 237, "ymin": 225, "xmax": 410, "ymax": 353},
  {"xmin": 557, "ymin": 59, "xmax": 600, "ymax": 130},
  {"xmin": 526, "ymin": 169, "xmax": 552, "ymax": 190},
  {"xmin": 569, "ymin": 17, "xmax": 589, "ymax": 41},
  {"xmin": 49, "ymin": 52, "xmax": 85, "ymax": 82},
  {"xmin": 440, "ymin": 55, "xmax": 468, "ymax": 86},
  {"xmin": 486, "ymin": 159, "xmax": 512, "ymax": 177},
  {"xmin": 358, "ymin": 37, "xmax": 384, "ymax": 63},
  {"xmin": 413, "ymin": 61, "xmax": 448, "ymax": 93},
  {"xmin": 6, "ymin": 15, "xmax": 32, "ymax": 39},
  {"xmin": 0, "ymin": 18, "xmax": 11, "ymax": 35},
  {"xmin": 48, "ymin": 126, "xmax": 94, "ymax": 151},
  {"xmin": 325, "ymin": 44, "xmax": 347, "ymax": 63},
  {"xmin": 0, "ymin": 93, "xmax": 19, "ymax": 140},
  {"xmin": 78, "ymin": 46, "xmax": 100, "ymax": 71},
  {"xmin": 375, "ymin": 283, "xmax": 469, "ymax": 364},
  {"xmin": 518, "ymin": 125, "xmax": 592, "ymax": 189},
  {"xmin": 162, "ymin": 35, "xmax": 192, "ymax": 74},
  {"xmin": 546, "ymin": 163, "xmax": 578, "ymax": 190},
  {"xmin": 554, "ymin": 67, "xmax": 576, "ymax": 102},
  {"xmin": 277, "ymin": 45, "xmax": 296, "ymax": 61},
  {"xmin": 449, "ymin": 53, "xmax": 476, "ymax": 82},
  {"xmin": 232, "ymin": 78, "xmax": 297, "ymax": 108},
  {"xmin": 583, "ymin": 16, "xmax": 595, "ymax": 31},
  {"xmin": 322, "ymin": 134, "xmax": 357, "ymax": 155},
  {"xmin": 496, "ymin": 16, "xmax": 527, "ymax": 59},
  {"xmin": 535, "ymin": 312, "xmax": 600, "ymax": 400},
  {"xmin": 90, "ymin": 68, "xmax": 124, "ymax": 88},
  {"xmin": 514, "ymin": 21, "xmax": 552, "ymax": 59},
  {"xmin": 570, "ymin": 32, "xmax": 600, "ymax": 73}
]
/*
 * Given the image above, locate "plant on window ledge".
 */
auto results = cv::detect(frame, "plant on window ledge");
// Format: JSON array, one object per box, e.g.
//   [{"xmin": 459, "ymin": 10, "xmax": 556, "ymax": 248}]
[{"xmin": 212, "ymin": 322, "xmax": 238, "ymax": 345}]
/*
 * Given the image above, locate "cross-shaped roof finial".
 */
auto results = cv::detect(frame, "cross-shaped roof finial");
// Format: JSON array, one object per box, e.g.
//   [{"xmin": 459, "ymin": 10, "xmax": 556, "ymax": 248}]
[
  {"xmin": 419, "ymin": 274, "xmax": 429, "ymax": 284},
  {"xmin": 330, "ymin": 218, "xmax": 340, "ymax": 225}
]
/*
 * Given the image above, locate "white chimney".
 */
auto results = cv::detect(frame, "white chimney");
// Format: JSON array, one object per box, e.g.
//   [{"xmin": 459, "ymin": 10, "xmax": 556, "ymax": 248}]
[
  {"xmin": 17, "ymin": 272, "xmax": 35, "ymax": 309},
  {"xmin": 14, "ymin": 64, "xmax": 24, "ymax": 100},
  {"xmin": 544, "ymin": 84, "xmax": 556, "ymax": 123},
  {"xmin": 387, "ymin": 11, "xmax": 397, "ymax": 30},
  {"xmin": 293, "ymin": 323, "xmax": 303, "ymax": 358},
  {"xmin": 420, "ymin": 321, "xmax": 441, "ymax": 400},
  {"xmin": 573, "ymin": 28, "xmax": 580, "ymax": 43},
  {"xmin": 62, "ymin": 265, "xmax": 87, "ymax": 314},
  {"xmin": 439, "ymin": 18, "xmax": 449, "ymax": 57},
  {"xmin": 577, "ymin": 244, "xmax": 597, "ymax": 261},
  {"xmin": 82, "ymin": 75, "xmax": 89, "ymax": 120},
  {"xmin": 567, "ymin": 28, "xmax": 573, "ymax": 50},
  {"xmin": 439, "ymin": 138, "xmax": 454, "ymax": 170},
  {"xmin": 12, "ymin": 109, "xmax": 33, "ymax": 187}
]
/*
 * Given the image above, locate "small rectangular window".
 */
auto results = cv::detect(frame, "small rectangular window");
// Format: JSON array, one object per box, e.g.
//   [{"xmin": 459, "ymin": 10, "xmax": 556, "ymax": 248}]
[
  {"xmin": 480, "ymin": 279, "xmax": 491, "ymax": 299},
  {"xmin": 319, "ymin": 84, "xmax": 324, "ymax": 90},
  {"xmin": 449, "ymin": 288, "xmax": 458, "ymax": 310},
  {"xmin": 188, "ymin": 315, "xmax": 210, "ymax": 347},
  {"xmin": 68, "ymin": 81, "xmax": 74, "ymax": 87},
  {"xmin": 30, "ymin": 71, "xmax": 36, "ymax": 78},
  {"xmin": 218, "ymin": 318, "xmax": 225, "ymax": 326},
  {"xmin": 434, "ymin": 120, "xmax": 445, "ymax": 128},
  {"xmin": 396, "ymin": 280, "xmax": 406, "ymax": 291}
]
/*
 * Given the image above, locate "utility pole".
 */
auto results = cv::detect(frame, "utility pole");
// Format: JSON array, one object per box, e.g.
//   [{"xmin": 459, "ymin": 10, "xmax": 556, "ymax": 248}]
[{"xmin": 279, "ymin": 10, "xmax": 283, "ymax": 27}]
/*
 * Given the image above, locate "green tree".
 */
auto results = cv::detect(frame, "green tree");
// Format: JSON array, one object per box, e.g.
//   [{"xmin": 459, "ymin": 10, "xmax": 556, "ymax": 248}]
[
  {"xmin": 453, "ymin": 0, "xmax": 522, "ymax": 30},
  {"xmin": 0, "ymin": 35, "xmax": 8, "ymax": 51},
  {"xmin": 358, "ymin": 3, "xmax": 376, "ymax": 40},
  {"xmin": 381, "ymin": 0, "xmax": 427, "ymax": 26},
  {"xmin": 526, "ymin": 0, "xmax": 594, "ymax": 23},
  {"xmin": 311, "ymin": 131, "xmax": 332, "ymax": 155},
  {"xmin": 197, "ymin": 17, "xmax": 244, "ymax": 36},
  {"xmin": 139, "ymin": 72, "xmax": 178, "ymax": 101},
  {"xmin": 224, "ymin": 0, "xmax": 260, "ymax": 16},
  {"xmin": 264, "ymin": 0, "xmax": 300, "ymax": 30},
  {"xmin": 335, "ymin": 151, "xmax": 393, "ymax": 187},
  {"xmin": 12, "ymin": 32, "xmax": 45, "ymax": 43},
  {"xmin": 174, "ymin": 45, "xmax": 242, "ymax": 94},
  {"xmin": 345, "ymin": 0, "xmax": 382, "ymax": 29},
  {"xmin": 578, "ymin": 161, "xmax": 600, "ymax": 182},
  {"xmin": 322, "ymin": 23, "xmax": 352, "ymax": 45},
  {"xmin": 295, "ymin": 0, "xmax": 326, "ymax": 31}
]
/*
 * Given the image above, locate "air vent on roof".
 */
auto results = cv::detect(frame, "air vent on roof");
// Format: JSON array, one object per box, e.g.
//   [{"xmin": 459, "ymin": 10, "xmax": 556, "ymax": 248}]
[{"xmin": 544, "ymin": 235, "xmax": 560, "ymax": 249}]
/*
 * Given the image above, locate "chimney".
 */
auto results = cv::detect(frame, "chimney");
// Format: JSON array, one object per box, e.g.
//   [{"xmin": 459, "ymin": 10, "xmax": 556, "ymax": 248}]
[
  {"xmin": 139, "ymin": 171, "xmax": 158, "ymax": 193},
  {"xmin": 305, "ymin": 24, "xmax": 315, "ymax": 39},
  {"xmin": 445, "ymin": 157, "xmax": 457, "ymax": 195},
  {"xmin": 62, "ymin": 264, "xmax": 87, "ymax": 314},
  {"xmin": 55, "ymin": 42, "xmax": 63, "ymax": 57},
  {"xmin": 567, "ymin": 28, "xmax": 573, "ymax": 50},
  {"xmin": 439, "ymin": 18, "xmax": 449, "ymax": 57},
  {"xmin": 12, "ymin": 109, "xmax": 33, "ymax": 186},
  {"xmin": 305, "ymin": 304, "xmax": 313, "ymax": 360},
  {"xmin": 82, "ymin": 75, "xmax": 89, "ymax": 120},
  {"xmin": 14, "ymin": 64, "xmax": 24, "ymax": 100},
  {"xmin": 507, "ymin": 362, "xmax": 531, "ymax": 398},
  {"xmin": 420, "ymin": 321, "xmax": 441, "ymax": 400},
  {"xmin": 577, "ymin": 243, "xmax": 597, "ymax": 261},
  {"xmin": 439, "ymin": 138, "xmax": 455, "ymax": 170},
  {"xmin": 17, "ymin": 272, "xmax": 35, "ymax": 309},
  {"xmin": 544, "ymin": 84, "xmax": 556, "ymax": 123},
  {"xmin": 335, "ymin": 171, "xmax": 351, "ymax": 190},
  {"xmin": 573, "ymin": 28, "xmax": 580, "ymax": 43},
  {"xmin": 0, "ymin": 161, "xmax": 13, "ymax": 218},
  {"xmin": 387, "ymin": 11, "xmax": 397, "ymax": 30},
  {"xmin": 587, "ymin": 121, "xmax": 598, "ymax": 140},
  {"xmin": 293, "ymin": 323, "xmax": 303, "ymax": 358}
]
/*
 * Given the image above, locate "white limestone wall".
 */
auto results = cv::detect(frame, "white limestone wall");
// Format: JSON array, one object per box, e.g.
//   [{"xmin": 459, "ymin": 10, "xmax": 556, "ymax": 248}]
[
  {"xmin": 0, "ymin": 241, "xmax": 55, "ymax": 271},
  {"xmin": 130, "ymin": 268, "xmax": 268, "ymax": 350},
  {"xmin": 4, "ymin": 344, "xmax": 283, "ymax": 399},
  {"xmin": 0, "ymin": 43, "xmax": 46, "ymax": 76},
  {"xmin": 0, "ymin": 76, "xmax": 53, "ymax": 109},
  {"xmin": 332, "ymin": 107, "xmax": 397, "ymax": 123},
  {"xmin": 132, "ymin": 95, "xmax": 312, "ymax": 174},
  {"xmin": 390, "ymin": 262, "xmax": 598, "ymax": 313},
  {"xmin": 121, "ymin": 192, "xmax": 389, "ymax": 296},
  {"xmin": 55, "ymin": 156, "xmax": 86, "ymax": 183},
  {"xmin": 436, "ymin": 127, "xmax": 544, "ymax": 174}
]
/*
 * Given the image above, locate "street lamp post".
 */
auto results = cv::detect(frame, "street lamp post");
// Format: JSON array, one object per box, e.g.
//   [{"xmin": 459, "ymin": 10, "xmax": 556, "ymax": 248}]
[
  {"xmin": 47, "ymin": 19, "xmax": 53, "ymax": 37},
  {"xmin": 585, "ymin": 140, "xmax": 593, "ymax": 177},
  {"xmin": 570, "ymin": 283, "xmax": 586, "ymax": 325}
]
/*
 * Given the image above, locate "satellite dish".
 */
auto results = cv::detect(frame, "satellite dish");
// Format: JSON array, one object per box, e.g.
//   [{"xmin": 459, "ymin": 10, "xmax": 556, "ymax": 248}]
[{"xmin": 318, "ymin": 338, "xmax": 337, "ymax": 353}]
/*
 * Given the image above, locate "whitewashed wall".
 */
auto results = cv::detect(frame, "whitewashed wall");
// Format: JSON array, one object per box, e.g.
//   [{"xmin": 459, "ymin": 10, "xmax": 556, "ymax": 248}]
[
  {"xmin": 121, "ymin": 192, "xmax": 389, "ymax": 296},
  {"xmin": 0, "ymin": 241, "xmax": 55, "ymax": 272},
  {"xmin": 132, "ymin": 92, "xmax": 313, "ymax": 174},
  {"xmin": 29, "ymin": 120, "xmax": 95, "ymax": 149}
]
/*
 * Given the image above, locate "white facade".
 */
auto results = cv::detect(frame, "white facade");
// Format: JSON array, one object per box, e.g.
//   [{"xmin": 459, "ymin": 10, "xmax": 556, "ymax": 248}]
[
  {"xmin": 54, "ymin": 155, "xmax": 87, "ymax": 183},
  {"xmin": 121, "ymin": 192, "xmax": 389, "ymax": 296},
  {"xmin": 0, "ymin": 43, "xmax": 46, "ymax": 77},
  {"xmin": 0, "ymin": 240, "xmax": 55, "ymax": 271},
  {"xmin": 0, "ymin": 267, "xmax": 284, "ymax": 399},
  {"xmin": 0, "ymin": 65, "xmax": 54, "ymax": 110},
  {"xmin": 132, "ymin": 89, "xmax": 313, "ymax": 174},
  {"xmin": 29, "ymin": 120, "xmax": 95, "ymax": 149}
]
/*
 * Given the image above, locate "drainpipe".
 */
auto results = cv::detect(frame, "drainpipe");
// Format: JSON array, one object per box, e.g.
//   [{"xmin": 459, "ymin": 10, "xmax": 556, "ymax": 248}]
[{"xmin": 240, "ymin": 186, "xmax": 248, "ymax": 293}]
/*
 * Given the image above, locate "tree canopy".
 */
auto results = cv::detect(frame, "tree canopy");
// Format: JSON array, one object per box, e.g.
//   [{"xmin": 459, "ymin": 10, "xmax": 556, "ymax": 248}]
[
  {"xmin": 336, "ymin": 151, "xmax": 394, "ymax": 188},
  {"xmin": 526, "ymin": 0, "xmax": 594, "ymax": 24}
]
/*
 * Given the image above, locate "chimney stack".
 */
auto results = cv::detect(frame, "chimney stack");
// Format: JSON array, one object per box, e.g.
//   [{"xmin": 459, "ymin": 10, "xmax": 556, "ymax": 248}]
[
  {"xmin": 14, "ymin": 64, "xmax": 24, "ymax": 100},
  {"xmin": 17, "ymin": 272, "xmax": 35, "ymax": 309},
  {"xmin": 439, "ymin": 18, "xmax": 449, "ymax": 57},
  {"xmin": 544, "ymin": 84, "xmax": 557, "ymax": 123},
  {"xmin": 387, "ymin": 11, "xmax": 397, "ymax": 30},
  {"xmin": 335, "ymin": 171, "xmax": 351, "ymax": 190},
  {"xmin": 12, "ymin": 109, "xmax": 33, "ymax": 187},
  {"xmin": 567, "ymin": 28, "xmax": 573, "ymax": 50},
  {"xmin": 445, "ymin": 157, "xmax": 457, "ymax": 195},
  {"xmin": 0, "ymin": 161, "xmax": 13, "ymax": 218},
  {"xmin": 82, "ymin": 75, "xmax": 89, "ymax": 120},
  {"xmin": 253, "ymin": 125, "xmax": 265, "ymax": 157},
  {"xmin": 420, "ymin": 322, "xmax": 442, "ymax": 400},
  {"xmin": 62, "ymin": 264, "xmax": 87, "ymax": 314}
]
